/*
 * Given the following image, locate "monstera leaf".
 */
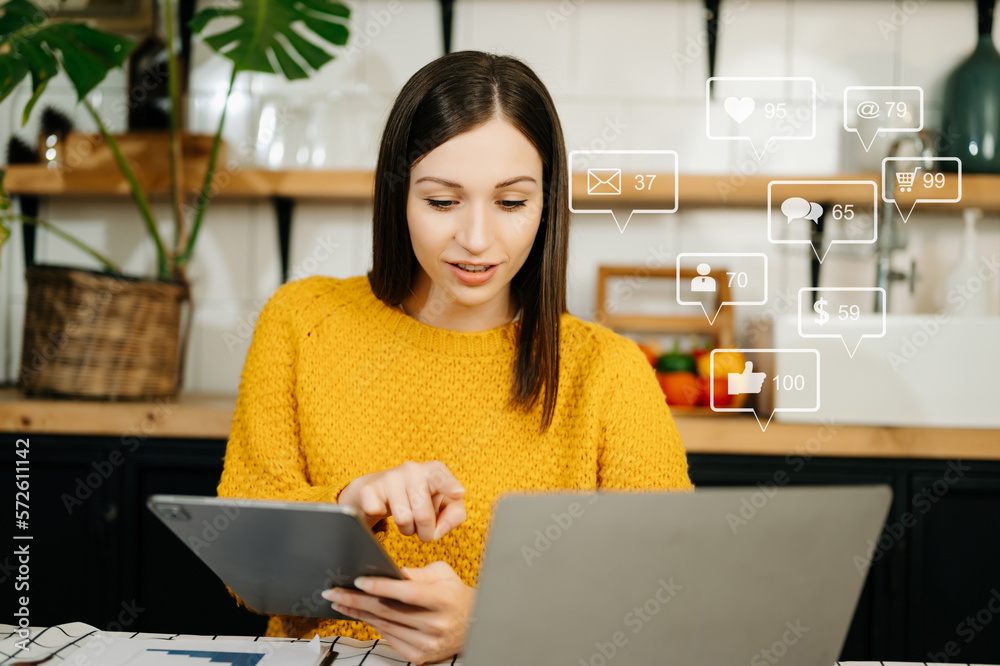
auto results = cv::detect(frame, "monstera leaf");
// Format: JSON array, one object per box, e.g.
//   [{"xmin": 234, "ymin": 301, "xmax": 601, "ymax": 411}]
[
  {"xmin": 189, "ymin": 0, "xmax": 350, "ymax": 79},
  {"xmin": 0, "ymin": 0, "xmax": 134, "ymax": 124}
]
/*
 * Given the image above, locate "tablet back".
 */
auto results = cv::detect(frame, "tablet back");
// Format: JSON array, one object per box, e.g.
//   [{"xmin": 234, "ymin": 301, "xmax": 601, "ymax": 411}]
[
  {"xmin": 147, "ymin": 495, "xmax": 403, "ymax": 620},
  {"xmin": 462, "ymin": 485, "xmax": 891, "ymax": 665}
]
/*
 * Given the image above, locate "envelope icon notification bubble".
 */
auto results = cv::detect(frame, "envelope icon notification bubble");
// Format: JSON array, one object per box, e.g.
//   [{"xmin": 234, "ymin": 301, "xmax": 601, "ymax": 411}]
[
  {"xmin": 569, "ymin": 150, "xmax": 678, "ymax": 233},
  {"xmin": 710, "ymin": 348, "xmax": 820, "ymax": 432},
  {"xmin": 587, "ymin": 168, "xmax": 621, "ymax": 195}
]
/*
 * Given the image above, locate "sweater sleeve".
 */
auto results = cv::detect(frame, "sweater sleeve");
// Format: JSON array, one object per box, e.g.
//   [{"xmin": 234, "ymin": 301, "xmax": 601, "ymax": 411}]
[
  {"xmin": 216, "ymin": 280, "xmax": 387, "ymax": 614},
  {"xmin": 595, "ymin": 332, "xmax": 694, "ymax": 492}
]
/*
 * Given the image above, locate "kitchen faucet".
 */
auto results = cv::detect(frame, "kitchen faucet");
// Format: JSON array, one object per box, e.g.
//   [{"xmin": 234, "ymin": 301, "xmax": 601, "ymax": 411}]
[{"xmin": 874, "ymin": 129, "xmax": 936, "ymax": 312}]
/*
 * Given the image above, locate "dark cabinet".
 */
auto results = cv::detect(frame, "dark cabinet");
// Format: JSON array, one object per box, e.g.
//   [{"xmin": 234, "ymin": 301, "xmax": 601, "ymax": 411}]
[
  {"xmin": 2, "ymin": 433, "xmax": 999, "ymax": 663},
  {"xmin": 687, "ymin": 453, "xmax": 1000, "ymax": 663}
]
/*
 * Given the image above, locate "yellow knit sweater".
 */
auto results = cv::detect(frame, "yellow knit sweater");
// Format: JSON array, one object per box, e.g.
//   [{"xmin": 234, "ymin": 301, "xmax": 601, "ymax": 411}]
[{"xmin": 216, "ymin": 274, "xmax": 692, "ymax": 641}]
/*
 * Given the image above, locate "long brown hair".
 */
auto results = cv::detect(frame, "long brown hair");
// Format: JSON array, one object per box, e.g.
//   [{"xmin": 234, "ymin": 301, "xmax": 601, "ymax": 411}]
[{"xmin": 368, "ymin": 51, "xmax": 569, "ymax": 433}]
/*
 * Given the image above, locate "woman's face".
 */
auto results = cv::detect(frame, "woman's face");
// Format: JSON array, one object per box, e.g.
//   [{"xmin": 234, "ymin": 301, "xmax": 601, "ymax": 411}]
[{"xmin": 404, "ymin": 116, "xmax": 544, "ymax": 331}]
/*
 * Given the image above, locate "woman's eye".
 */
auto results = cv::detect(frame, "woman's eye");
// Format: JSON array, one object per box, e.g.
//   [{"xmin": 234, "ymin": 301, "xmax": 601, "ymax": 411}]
[
  {"xmin": 426, "ymin": 199, "xmax": 455, "ymax": 209},
  {"xmin": 499, "ymin": 200, "xmax": 527, "ymax": 211}
]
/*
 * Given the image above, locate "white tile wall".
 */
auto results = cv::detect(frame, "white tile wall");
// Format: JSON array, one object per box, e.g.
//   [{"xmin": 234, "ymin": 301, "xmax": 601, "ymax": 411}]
[{"xmin": 2, "ymin": 0, "xmax": 998, "ymax": 391}]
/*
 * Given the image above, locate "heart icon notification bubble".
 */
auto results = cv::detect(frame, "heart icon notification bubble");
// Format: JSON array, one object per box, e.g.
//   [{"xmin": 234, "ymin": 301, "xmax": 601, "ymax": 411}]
[
  {"xmin": 707, "ymin": 77, "xmax": 816, "ymax": 160},
  {"xmin": 724, "ymin": 96, "xmax": 755, "ymax": 124}
]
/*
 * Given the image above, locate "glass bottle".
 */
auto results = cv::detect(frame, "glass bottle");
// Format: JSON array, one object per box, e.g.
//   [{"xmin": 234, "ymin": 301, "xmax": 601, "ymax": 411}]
[{"xmin": 938, "ymin": 0, "xmax": 1000, "ymax": 173}]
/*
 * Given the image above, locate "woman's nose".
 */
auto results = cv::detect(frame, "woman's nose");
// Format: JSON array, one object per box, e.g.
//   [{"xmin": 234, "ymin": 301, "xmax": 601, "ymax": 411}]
[{"xmin": 456, "ymin": 200, "xmax": 494, "ymax": 253}]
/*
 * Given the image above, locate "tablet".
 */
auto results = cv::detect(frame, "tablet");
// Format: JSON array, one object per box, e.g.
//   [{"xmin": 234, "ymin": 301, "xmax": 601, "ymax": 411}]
[{"xmin": 147, "ymin": 494, "xmax": 404, "ymax": 620}]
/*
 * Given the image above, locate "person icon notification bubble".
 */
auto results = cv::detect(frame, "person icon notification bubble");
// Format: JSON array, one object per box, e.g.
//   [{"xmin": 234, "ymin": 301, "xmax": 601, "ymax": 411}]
[{"xmin": 691, "ymin": 263, "xmax": 716, "ymax": 292}]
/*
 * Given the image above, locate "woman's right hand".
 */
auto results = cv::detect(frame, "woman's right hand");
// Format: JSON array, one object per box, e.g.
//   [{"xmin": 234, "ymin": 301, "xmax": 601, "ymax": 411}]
[{"xmin": 337, "ymin": 461, "xmax": 466, "ymax": 542}]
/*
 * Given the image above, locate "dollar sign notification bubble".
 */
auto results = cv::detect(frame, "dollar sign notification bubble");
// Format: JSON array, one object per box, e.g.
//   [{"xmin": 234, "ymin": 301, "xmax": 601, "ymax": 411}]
[{"xmin": 813, "ymin": 297, "xmax": 829, "ymax": 325}]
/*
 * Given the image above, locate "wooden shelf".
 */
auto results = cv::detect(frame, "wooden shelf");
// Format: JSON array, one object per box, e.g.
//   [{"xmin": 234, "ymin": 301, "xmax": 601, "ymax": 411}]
[
  {"xmin": 1, "ymin": 388, "xmax": 996, "ymax": 460},
  {"xmin": 6, "ymin": 165, "xmax": 999, "ymax": 211}
]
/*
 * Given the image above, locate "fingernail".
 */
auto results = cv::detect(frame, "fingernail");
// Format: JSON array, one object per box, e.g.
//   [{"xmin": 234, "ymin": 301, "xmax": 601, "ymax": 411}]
[
  {"xmin": 434, "ymin": 521, "xmax": 450, "ymax": 539},
  {"xmin": 321, "ymin": 589, "xmax": 340, "ymax": 603},
  {"xmin": 354, "ymin": 577, "xmax": 369, "ymax": 591}
]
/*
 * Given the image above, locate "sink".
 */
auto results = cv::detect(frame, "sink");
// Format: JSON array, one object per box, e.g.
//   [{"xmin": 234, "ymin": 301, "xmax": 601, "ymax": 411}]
[{"xmin": 769, "ymin": 314, "xmax": 1000, "ymax": 428}]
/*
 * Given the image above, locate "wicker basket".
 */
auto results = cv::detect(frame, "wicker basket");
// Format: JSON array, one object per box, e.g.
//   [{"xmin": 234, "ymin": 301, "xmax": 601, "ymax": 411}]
[{"xmin": 18, "ymin": 264, "xmax": 193, "ymax": 400}]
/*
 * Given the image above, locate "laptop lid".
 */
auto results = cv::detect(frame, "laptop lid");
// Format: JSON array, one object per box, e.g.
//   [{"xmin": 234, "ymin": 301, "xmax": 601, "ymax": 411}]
[{"xmin": 461, "ymin": 485, "xmax": 891, "ymax": 665}]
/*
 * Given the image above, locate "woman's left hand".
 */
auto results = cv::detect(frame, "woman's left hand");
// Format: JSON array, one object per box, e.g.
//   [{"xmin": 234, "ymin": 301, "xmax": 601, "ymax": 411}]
[{"xmin": 322, "ymin": 560, "xmax": 477, "ymax": 665}]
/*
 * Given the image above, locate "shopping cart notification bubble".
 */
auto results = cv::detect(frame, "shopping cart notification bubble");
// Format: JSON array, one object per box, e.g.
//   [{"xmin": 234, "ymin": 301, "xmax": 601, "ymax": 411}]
[
  {"xmin": 710, "ymin": 348, "xmax": 820, "ymax": 432},
  {"xmin": 706, "ymin": 77, "xmax": 816, "ymax": 160},
  {"xmin": 768, "ymin": 180, "xmax": 878, "ymax": 263},
  {"xmin": 676, "ymin": 253, "xmax": 768, "ymax": 325},
  {"xmin": 882, "ymin": 157, "xmax": 962, "ymax": 223},
  {"xmin": 569, "ymin": 150, "xmax": 678, "ymax": 233},
  {"xmin": 798, "ymin": 287, "xmax": 886, "ymax": 357},
  {"xmin": 843, "ymin": 86, "xmax": 924, "ymax": 152}
]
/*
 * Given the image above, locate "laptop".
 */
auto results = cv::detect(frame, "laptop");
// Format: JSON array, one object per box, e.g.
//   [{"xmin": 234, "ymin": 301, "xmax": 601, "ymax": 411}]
[{"xmin": 460, "ymin": 485, "xmax": 891, "ymax": 665}]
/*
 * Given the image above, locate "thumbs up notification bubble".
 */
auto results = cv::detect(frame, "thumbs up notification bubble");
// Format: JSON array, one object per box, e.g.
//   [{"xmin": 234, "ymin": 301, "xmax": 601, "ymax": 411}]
[
  {"xmin": 843, "ymin": 86, "xmax": 923, "ymax": 152},
  {"xmin": 728, "ymin": 361, "xmax": 766, "ymax": 394},
  {"xmin": 710, "ymin": 349, "xmax": 820, "ymax": 432},
  {"xmin": 675, "ymin": 253, "xmax": 768, "ymax": 325},
  {"xmin": 768, "ymin": 180, "xmax": 878, "ymax": 263},
  {"xmin": 706, "ymin": 77, "xmax": 816, "ymax": 160},
  {"xmin": 798, "ymin": 287, "xmax": 887, "ymax": 357},
  {"xmin": 569, "ymin": 150, "xmax": 678, "ymax": 233},
  {"xmin": 881, "ymin": 157, "xmax": 962, "ymax": 223}
]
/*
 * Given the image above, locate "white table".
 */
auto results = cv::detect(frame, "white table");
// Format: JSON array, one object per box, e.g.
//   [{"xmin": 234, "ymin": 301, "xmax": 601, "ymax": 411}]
[{"xmin": 2, "ymin": 624, "xmax": 997, "ymax": 666}]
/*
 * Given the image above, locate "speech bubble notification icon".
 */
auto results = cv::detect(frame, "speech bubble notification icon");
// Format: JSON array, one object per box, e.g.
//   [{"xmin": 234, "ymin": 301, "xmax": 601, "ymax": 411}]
[
  {"xmin": 843, "ymin": 86, "xmax": 924, "ymax": 152},
  {"xmin": 676, "ymin": 253, "xmax": 768, "ymax": 325},
  {"xmin": 569, "ymin": 150, "xmax": 678, "ymax": 233},
  {"xmin": 768, "ymin": 181, "xmax": 878, "ymax": 263},
  {"xmin": 881, "ymin": 157, "xmax": 962, "ymax": 223},
  {"xmin": 710, "ymin": 348, "xmax": 820, "ymax": 432},
  {"xmin": 707, "ymin": 77, "xmax": 816, "ymax": 160},
  {"xmin": 797, "ymin": 287, "xmax": 886, "ymax": 357}
]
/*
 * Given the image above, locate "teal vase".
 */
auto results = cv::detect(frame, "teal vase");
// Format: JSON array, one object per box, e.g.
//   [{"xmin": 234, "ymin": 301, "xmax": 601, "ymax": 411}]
[{"xmin": 939, "ymin": 0, "xmax": 1000, "ymax": 173}]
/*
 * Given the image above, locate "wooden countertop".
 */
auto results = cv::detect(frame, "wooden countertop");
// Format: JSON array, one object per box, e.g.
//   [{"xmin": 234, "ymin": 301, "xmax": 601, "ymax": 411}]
[{"xmin": 1, "ymin": 388, "xmax": 997, "ymax": 460}]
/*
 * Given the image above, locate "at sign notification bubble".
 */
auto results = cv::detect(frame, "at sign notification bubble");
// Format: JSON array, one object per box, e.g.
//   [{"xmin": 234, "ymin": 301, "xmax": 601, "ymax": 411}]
[{"xmin": 843, "ymin": 86, "xmax": 924, "ymax": 152}]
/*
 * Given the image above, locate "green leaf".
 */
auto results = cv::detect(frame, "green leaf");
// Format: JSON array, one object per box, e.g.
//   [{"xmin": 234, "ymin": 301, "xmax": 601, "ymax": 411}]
[
  {"xmin": 190, "ymin": 0, "xmax": 350, "ymax": 77},
  {"xmin": 0, "ymin": 0, "xmax": 134, "ymax": 124}
]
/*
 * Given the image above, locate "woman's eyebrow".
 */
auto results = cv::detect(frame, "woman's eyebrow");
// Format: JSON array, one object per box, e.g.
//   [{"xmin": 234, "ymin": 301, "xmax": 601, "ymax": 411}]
[
  {"xmin": 413, "ymin": 176, "xmax": 538, "ymax": 189},
  {"xmin": 495, "ymin": 176, "xmax": 537, "ymax": 188},
  {"xmin": 414, "ymin": 176, "xmax": 462, "ymax": 187}
]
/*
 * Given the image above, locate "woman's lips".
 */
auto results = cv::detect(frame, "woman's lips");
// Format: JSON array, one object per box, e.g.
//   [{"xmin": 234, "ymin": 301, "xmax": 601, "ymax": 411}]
[{"xmin": 448, "ymin": 262, "xmax": 499, "ymax": 285}]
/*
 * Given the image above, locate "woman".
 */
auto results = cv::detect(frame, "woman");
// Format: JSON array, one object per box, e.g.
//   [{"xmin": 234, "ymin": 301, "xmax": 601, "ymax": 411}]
[{"xmin": 217, "ymin": 50, "xmax": 692, "ymax": 664}]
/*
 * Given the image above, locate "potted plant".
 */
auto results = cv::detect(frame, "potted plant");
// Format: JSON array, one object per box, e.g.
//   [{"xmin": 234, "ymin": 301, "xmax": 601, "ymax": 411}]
[{"xmin": 0, "ymin": 0, "xmax": 351, "ymax": 399}]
